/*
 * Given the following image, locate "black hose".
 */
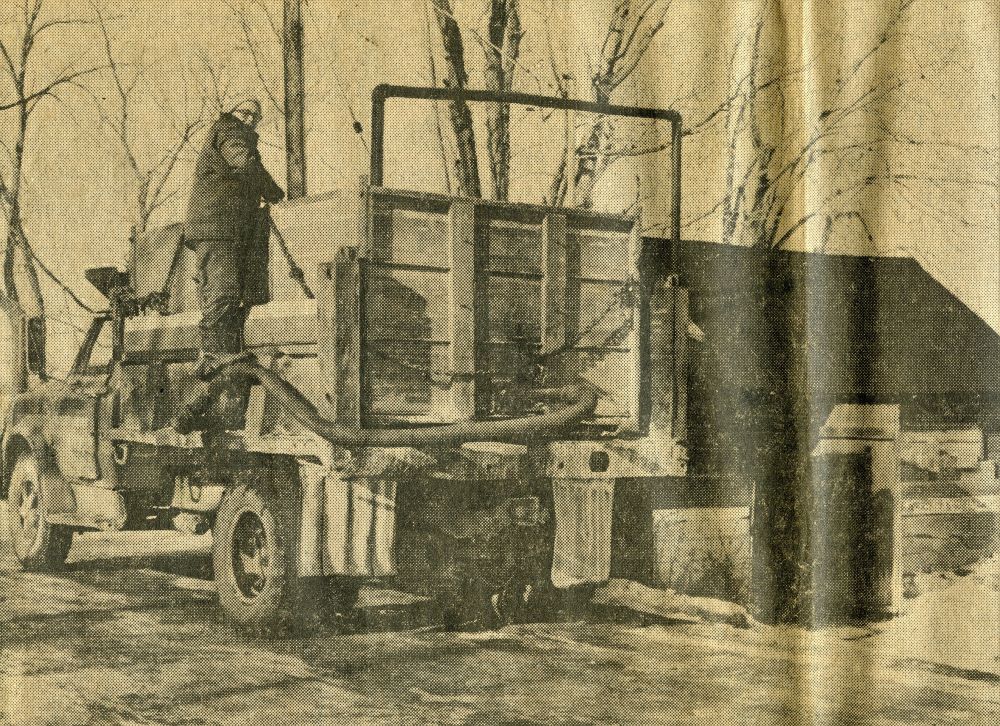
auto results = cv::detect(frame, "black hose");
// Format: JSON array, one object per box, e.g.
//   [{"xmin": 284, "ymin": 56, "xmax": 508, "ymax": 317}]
[{"xmin": 230, "ymin": 360, "xmax": 598, "ymax": 448}]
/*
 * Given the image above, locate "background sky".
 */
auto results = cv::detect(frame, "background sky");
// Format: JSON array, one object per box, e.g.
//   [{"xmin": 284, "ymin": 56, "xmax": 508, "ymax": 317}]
[{"xmin": 1, "ymin": 0, "xmax": 997, "ymax": 371}]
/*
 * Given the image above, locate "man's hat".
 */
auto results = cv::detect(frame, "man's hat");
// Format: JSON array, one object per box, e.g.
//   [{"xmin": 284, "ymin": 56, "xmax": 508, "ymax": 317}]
[{"xmin": 229, "ymin": 98, "xmax": 263, "ymax": 121}]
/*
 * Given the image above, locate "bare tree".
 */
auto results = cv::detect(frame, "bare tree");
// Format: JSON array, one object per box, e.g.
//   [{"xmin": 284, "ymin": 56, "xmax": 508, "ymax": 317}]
[
  {"xmin": 547, "ymin": 0, "xmax": 672, "ymax": 208},
  {"xmin": 92, "ymin": 4, "xmax": 211, "ymax": 237},
  {"xmin": 192, "ymin": 46, "xmax": 236, "ymax": 116},
  {"xmin": 677, "ymin": 0, "xmax": 1000, "ymax": 624},
  {"xmin": 224, "ymin": 0, "xmax": 285, "ymax": 118},
  {"xmin": 222, "ymin": 0, "xmax": 373, "ymax": 194},
  {"xmin": 425, "ymin": 0, "xmax": 668, "ymax": 205},
  {"xmin": 0, "ymin": 0, "xmax": 104, "ymax": 365},
  {"xmin": 481, "ymin": 0, "xmax": 522, "ymax": 200},
  {"xmin": 687, "ymin": 0, "xmax": 998, "ymax": 252},
  {"xmin": 423, "ymin": 0, "xmax": 454, "ymax": 194},
  {"xmin": 430, "ymin": 0, "xmax": 482, "ymax": 198}
]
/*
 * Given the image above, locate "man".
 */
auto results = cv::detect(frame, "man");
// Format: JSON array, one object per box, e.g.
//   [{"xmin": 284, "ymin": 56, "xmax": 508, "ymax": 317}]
[{"xmin": 174, "ymin": 98, "xmax": 284, "ymax": 433}]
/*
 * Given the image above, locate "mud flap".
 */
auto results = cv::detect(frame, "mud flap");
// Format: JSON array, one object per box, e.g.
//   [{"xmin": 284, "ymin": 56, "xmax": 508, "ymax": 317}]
[
  {"xmin": 551, "ymin": 478, "xmax": 614, "ymax": 588},
  {"xmin": 298, "ymin": 462, "xmax": 397, "ymax": 578}
]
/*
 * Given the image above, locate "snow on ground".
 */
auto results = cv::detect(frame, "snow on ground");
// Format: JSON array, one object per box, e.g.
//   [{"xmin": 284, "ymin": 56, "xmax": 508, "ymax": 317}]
[{"xmin": 2, "ymin": 504, "xmax": 999, "ymax": 725}]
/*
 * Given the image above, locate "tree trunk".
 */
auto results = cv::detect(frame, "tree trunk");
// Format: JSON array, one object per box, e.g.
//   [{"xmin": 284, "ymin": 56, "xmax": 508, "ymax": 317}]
[
  {"xmin": 546, "ymin": 1, "xmax": 629, "ymax": 208},
  {"xmin": 3, "ymin": 104, "xmax": 47, "ymax": 372},
  {"xmin": 431, "ymin": 0, "xmax": 481, "ymax": 198},
  {"xmin": 483, "ymin": 0, "xmax": 521, "ymax": 201}
]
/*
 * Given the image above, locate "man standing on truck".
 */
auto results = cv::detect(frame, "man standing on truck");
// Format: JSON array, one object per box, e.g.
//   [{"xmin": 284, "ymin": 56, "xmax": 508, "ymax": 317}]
[{"xmin": 174, "ymin": 98, "xmax": 284, "ymax": 434}]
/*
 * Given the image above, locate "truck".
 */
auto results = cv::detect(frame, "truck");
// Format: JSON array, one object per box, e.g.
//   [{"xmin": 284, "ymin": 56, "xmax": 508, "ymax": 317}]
[{"xmin": 1, "ymin": 86, "xmax": 689, "ymax": 631}]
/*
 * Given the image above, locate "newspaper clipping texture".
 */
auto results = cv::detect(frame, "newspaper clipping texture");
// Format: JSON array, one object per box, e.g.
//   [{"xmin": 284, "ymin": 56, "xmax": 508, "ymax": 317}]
[{"xmin": 1, "ymin": 1, "xmax": 998, "ymax": 724}]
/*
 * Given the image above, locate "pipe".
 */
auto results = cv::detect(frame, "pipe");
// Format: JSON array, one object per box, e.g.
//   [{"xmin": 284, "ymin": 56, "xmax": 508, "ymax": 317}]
[{"xmin": 231, "ymin": 360, "xmax": 598, "ymax": 448}]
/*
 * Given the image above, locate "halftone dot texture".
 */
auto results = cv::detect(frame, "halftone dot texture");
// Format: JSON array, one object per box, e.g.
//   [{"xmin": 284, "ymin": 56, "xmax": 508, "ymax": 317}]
[{"xmin": 3, "ymin": 0, "xmax": 999, "ymax": 723}]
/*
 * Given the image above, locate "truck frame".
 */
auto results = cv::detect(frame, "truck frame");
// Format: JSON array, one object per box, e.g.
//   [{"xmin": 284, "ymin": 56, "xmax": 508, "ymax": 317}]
[{"xmin": 2, "ymin": 86, "xmax": 688, "ymax": 631}]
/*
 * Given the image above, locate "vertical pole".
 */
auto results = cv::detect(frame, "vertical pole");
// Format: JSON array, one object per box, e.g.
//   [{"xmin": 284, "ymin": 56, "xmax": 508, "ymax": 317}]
[
  {"xmin": 669, "ymin": 119, "xmax": 682, "ymax": 282},
  {"xmin": 283, "ymin": 0, "xmax": 307, "ymax": 199},
  {"xmin": 369, "ymin": 89, "xmax": 386, "ymax": 186}
]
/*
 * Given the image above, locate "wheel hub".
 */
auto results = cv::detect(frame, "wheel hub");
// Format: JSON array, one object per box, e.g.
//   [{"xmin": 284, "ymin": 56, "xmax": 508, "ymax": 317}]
[
  {"xmin": 15, "ymin": 479, "xmax": 40, "ymax": 544},
  {"xmin": 232, "ymin": 512, "xmax": 270, "ymax": 598}
]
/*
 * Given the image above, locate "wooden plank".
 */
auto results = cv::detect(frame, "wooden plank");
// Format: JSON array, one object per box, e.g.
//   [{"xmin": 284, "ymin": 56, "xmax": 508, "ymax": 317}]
[
  {"xmin": 367, "ymin": 340, "xmax": 449, "ymax": 417},
  {"xmin": 487, "ymin": 276, "xmax": 542, "ymax": 343},
  {"xmin": 365, "ymin": 266, "xmax": 449, "ymax": 341},
  {"xmin": 316, "ymin": 262, "xmax": 339, "ymax": 416},
  {"xmin": 370, "ymin": 185, "xmax": 634, "ymax": 229},
  {"xmin": 448, "ymin": 199, "xmax": 476, "ymax": 419},
  {"xmin": 369, "ymin": 207, "xmax": 450, "ymax": 266},
  {"xmin": 569, "ymin": 228, "xmax": 630, "ymax": 281},
  {"xmin": 335, "ymin": 248, "xmax": 362, "ymax": 426},
  {"xmin": 541, "ymin": 214, "xmax": 567, "ymax": 354},
  {"xmin": 573, "ymin": 281, "xmax": 633, "ymax": 347},
  {"xmin": 488, "ymin": 219, "xmax": 542, "ymax": 275},
  {"xmin": 623, "ymin": 216, "xmax": 643, "ymax": 435},
  {"xmin": 672, "ymin": 285, "xmax": 689, "ymax": 441}
]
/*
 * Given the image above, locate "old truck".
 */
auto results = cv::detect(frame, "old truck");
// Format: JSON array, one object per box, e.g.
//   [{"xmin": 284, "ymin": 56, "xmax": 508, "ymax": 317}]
[{"xmin": 1, "ymin": 86, "xmax": 689, "ymax": 630}]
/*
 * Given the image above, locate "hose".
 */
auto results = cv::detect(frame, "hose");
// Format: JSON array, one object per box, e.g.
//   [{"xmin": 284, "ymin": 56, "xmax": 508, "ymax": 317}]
[{"xmin": 229, "ymin": 360, "xmax": 598, "ymax": 448}]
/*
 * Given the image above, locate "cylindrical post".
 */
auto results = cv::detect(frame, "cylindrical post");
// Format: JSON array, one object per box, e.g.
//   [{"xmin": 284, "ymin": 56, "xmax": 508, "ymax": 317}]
[
  {"xmin": 283, "ymin": 0, "xmax": 307, "ymax": 199},
  {"xmin": 670, "ymin": 119, "xmax": 683, "ymax": 282}
]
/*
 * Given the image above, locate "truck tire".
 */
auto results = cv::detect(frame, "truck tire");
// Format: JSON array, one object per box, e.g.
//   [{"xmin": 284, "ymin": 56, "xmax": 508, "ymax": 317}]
[
  {"xmin": 5, "ymin": 450, "xmax": 73, "ymax": 570},
  {"xmin": 212, "ymin": 483, "xmax": 300, "ymax": 633}
]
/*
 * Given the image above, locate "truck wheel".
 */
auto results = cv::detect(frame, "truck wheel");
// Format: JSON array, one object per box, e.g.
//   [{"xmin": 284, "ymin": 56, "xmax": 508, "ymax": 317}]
[
  {"xmin": 5, "ymin": 451, "xmax": 73, "ymax": 570},
  {"xmin": 212, "ymin": 484, "xmax": 298, "ymax": 633}
]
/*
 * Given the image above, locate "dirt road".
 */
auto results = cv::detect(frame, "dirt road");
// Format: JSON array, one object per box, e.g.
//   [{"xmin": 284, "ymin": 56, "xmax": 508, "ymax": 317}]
[{"xmin": 2, "ymin": 514, "xmax": 998, "ymax": 725}]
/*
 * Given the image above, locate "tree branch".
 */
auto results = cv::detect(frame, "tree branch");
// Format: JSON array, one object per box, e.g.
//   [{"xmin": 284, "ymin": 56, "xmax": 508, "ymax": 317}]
[{"xmin": 222, "ymin": 0, "xmax": 283, "ymax": 115}]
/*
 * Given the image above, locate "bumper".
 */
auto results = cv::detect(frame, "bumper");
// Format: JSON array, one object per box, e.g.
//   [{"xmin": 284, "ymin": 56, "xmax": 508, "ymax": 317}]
[{"xmin": 295, "ymin": 436, "xmax": 684, "ymax": 583}]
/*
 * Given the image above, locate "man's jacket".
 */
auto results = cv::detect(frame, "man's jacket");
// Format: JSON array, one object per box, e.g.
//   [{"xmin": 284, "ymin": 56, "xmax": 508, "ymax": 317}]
[{"xmin": 184, "ymin": 113, "xmax": 284, "ymax": 243}]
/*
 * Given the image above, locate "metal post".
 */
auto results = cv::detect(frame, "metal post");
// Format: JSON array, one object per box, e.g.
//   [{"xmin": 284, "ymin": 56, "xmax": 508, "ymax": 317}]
[{"xmin": 670, "ymin": 118, "xmax": 683, "ymax": 283}]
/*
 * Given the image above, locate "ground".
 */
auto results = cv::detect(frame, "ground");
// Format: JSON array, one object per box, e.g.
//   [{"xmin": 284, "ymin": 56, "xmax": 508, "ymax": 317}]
[{"xmin": 1, "ymin": 507, "xmax": 998, "ymax": 726}]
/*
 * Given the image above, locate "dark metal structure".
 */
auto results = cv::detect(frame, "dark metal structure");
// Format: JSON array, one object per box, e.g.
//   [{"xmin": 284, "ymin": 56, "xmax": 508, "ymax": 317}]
[{"xmin": 368, "ymin": 84, "xmax": 684, "ymax": 277}]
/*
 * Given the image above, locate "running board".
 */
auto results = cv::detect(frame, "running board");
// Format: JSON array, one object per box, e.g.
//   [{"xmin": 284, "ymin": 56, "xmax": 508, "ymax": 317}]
[{"xmin": 44, "ymin": 483, "xmax": 127, "ymax": 531}]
